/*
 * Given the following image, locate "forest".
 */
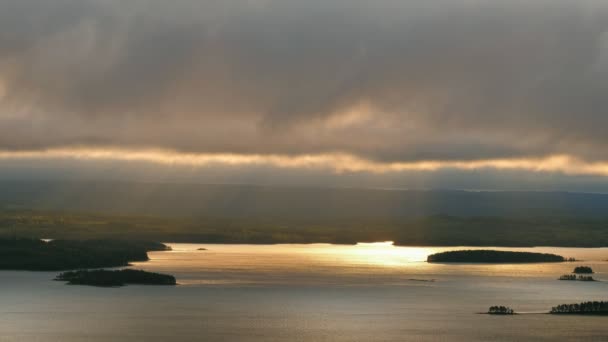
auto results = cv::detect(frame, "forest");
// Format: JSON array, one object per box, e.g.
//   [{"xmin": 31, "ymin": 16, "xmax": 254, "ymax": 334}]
[{"xmin": 2, "ymin": 210, "xmax": 608, "ymax": 247}]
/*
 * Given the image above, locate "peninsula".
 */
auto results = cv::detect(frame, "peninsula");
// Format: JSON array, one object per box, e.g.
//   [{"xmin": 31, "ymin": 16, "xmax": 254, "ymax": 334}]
[{"xmin": 0, "ymin": 238, "xmax": 170, "ymax": 271}]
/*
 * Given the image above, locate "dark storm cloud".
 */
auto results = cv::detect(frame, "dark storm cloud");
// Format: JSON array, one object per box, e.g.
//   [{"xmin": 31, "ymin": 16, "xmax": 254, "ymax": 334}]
[{"xmin": 1, "ymin": 0, "xmax": 608, "ymax": 162}]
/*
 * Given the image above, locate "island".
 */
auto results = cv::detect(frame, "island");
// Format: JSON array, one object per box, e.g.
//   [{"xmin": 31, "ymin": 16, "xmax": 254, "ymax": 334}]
[
  {"xmin": 559, "ymin": 274, "xmax": 596, "ymax": 281},
  {"xmin": 55, "ymin": 269, "xmax": 177, "ymax": 287},
  {"xmin": 0, "ymin": 238, "xmax": 171, "ymax": 271},
  {"xmin": 487, "ymin": 306, "xmax": 515, "ymax": 315},
  {"xmin": 427, "ymin": 250, "xmax": 565, "ymax": 263},
  {"xmin": 573, "ymin": 266, "xmax": 594, "ymax": 274},
  {"xmin": 550, "ymin": 301, "xmax": 608, "ymax": 315}
]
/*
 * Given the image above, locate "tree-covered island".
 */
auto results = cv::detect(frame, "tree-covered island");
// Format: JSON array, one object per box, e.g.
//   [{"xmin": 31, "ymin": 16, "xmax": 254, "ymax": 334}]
[
  {"xmin": 427, "ymin": 250, "xmax": 565, "ymax": 263},
  {"xmin": 551, "ymin": 301, "xmax": 608, "ymax": 315},
  {"xmin": 487, "ymin": 306, "xmax": 515, "ymax": 315},
  {"xmin": 55, "ymin": 269, "xmax": 176, "ymax": 287},
  {"xmin": 573, "ymin": 266, "xmax": 594, "ymax": 274}
]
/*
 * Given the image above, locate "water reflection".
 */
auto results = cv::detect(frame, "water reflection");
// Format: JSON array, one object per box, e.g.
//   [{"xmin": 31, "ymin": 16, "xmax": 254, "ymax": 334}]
[
  {"xmin": 3, "ymin": 244, "xmax": 608, "ymax": 341},
  {"xmin": 318, "ymin": 241, "xmax": 434, "ymax": 266},
  {"xmin": 136, "ymin": 243, "xmax": 608, "ymax": 287}
]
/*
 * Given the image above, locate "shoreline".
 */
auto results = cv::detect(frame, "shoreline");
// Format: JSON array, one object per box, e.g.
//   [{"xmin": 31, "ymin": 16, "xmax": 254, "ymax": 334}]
[{"xmin": 158, "ymin": 241, "xmax": 608, "ymax": 248}]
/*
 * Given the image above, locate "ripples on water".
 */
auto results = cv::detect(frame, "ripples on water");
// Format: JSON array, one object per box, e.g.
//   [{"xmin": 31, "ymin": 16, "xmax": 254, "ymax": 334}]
[{"xmin": 1, "ymin": 243, "xmax": 608, "ymax": 341}]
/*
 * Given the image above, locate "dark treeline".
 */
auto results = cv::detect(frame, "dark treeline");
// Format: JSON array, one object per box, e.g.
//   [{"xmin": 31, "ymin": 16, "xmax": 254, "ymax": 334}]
[
  {"xmin": 551, "ymin": 301, "xmax": 608, "ymax": 315},
  {"xmin": 55, "ymin": 269, "xmax": 176, "ymax": 287},
  {"xmin": 0, "ymin": 239, "xmax": 169, "ymax": 271},
  {"xmin": 427, "ymin": 250, "xmax": 565, "ymax": 263},
  {"xmin": 559, "ymin": 274, "xmax": 595, "ymax": 281}
]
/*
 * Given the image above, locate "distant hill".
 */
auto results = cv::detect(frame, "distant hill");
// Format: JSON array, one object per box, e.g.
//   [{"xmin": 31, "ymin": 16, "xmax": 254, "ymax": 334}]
[
  {"xmin": 0, "ymin": 180, "xmax": 607, "ymax": 219},
  {"xmin": 1, "ymin": 181, "xmax": 607, "ymax": 246}
]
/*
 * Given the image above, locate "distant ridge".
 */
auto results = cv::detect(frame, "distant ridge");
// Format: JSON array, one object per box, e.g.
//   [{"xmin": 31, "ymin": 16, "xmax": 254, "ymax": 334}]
[{"xmin": 1, "ymin": 180, "xmax": 607, "ymax": 219}]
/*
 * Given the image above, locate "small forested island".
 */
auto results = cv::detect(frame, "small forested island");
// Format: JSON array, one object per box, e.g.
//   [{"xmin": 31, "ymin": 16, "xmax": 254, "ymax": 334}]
[
  {"xmin": 55, "ymin": 269, "xmax": 176, "ymax": 287},
  {"xmin": 558, "ymin": 274, "xmax": 596, "ymax": 281},
  {"xmin": 573, "ymin": 266, "xmax": 594, "ymax": 274},
  {"xmin": 550, "ymin": 301, "xmax": 608, "ymax": 315},
  {"xmin": 0, "ymin": 238, "xmax": 170, "ymax": 271},
  {"xmin": 427, "ymin": 250, "xmax": 565, "ymax": 263},
  {"xmin": 487, "ymin": 306, "xmax": 515, "ymax": 315}
]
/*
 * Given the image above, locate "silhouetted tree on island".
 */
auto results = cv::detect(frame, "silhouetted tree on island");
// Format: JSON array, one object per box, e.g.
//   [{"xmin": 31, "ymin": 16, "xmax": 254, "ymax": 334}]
[
  {"xmin": 488, "ymin": 306, "xmax": 515, "ymax": 315},
  {"xmin": 559, "ymin": 274, "xmax": 595, "ymax": 281}
]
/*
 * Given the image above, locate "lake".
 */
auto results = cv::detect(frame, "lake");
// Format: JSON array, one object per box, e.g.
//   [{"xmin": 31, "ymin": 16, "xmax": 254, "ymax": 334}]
[{"xmin": 1, "ymin": 243, "xmax": 607, "ymax": 341}]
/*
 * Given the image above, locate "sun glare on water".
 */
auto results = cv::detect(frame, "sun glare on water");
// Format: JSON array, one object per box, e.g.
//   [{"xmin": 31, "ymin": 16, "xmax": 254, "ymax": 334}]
[{"xmin": 325, "ymin": 241, "xmax": 435, "ymax": 267}]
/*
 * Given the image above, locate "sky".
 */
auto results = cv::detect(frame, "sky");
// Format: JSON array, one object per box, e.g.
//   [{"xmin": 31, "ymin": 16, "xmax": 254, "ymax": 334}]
[{"xmin": 1, "ymin": 0, "xmax": 608, "ymax": 191}]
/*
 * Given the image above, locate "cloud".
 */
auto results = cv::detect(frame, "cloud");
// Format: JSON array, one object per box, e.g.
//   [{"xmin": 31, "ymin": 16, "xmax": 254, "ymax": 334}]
[
  {"xmin": 1, "ymin": 0, "xmax": 608, "ymax": 167},
  {"xmin": 3, "ymin": 148, "xmax": 608, "ymax": 193},
  {"xmin": 2, "ymin": 148, "xmax": 608, "ymax": 178}
]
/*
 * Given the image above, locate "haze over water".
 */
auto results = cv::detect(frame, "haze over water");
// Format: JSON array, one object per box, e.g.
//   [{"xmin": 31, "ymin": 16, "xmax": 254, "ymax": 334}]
[{"xmin": 2, "ymin": 243, "xmax": 608, "ymax": 341}]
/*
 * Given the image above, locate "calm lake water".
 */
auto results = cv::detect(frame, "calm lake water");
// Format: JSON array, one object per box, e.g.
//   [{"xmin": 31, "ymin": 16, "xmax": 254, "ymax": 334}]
[{"xmin": 1, "ymin": 243, "xmax": 608, "ymax": 341}]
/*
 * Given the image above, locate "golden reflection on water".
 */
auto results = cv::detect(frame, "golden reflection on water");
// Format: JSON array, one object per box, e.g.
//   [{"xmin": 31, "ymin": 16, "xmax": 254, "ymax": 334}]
[
  {"xmin": 138, "ymin": 243, "xmax": 608, "ymax": 286},
  {"xmin": 320, "ymin": 241, "xmax": 435, "ymax": 266}
]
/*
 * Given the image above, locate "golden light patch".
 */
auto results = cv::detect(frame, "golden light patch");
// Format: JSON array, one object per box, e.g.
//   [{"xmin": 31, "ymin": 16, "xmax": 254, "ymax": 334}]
[{"xmin": 0, "ymin": 148, "xmax": 607, "ymax": 176}]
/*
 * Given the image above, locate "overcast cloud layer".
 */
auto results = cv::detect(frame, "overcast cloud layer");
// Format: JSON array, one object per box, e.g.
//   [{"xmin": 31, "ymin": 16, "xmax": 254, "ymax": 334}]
[{"xmin": 1, "ymin": 0, "xmax": 608, "ymax": 187}]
